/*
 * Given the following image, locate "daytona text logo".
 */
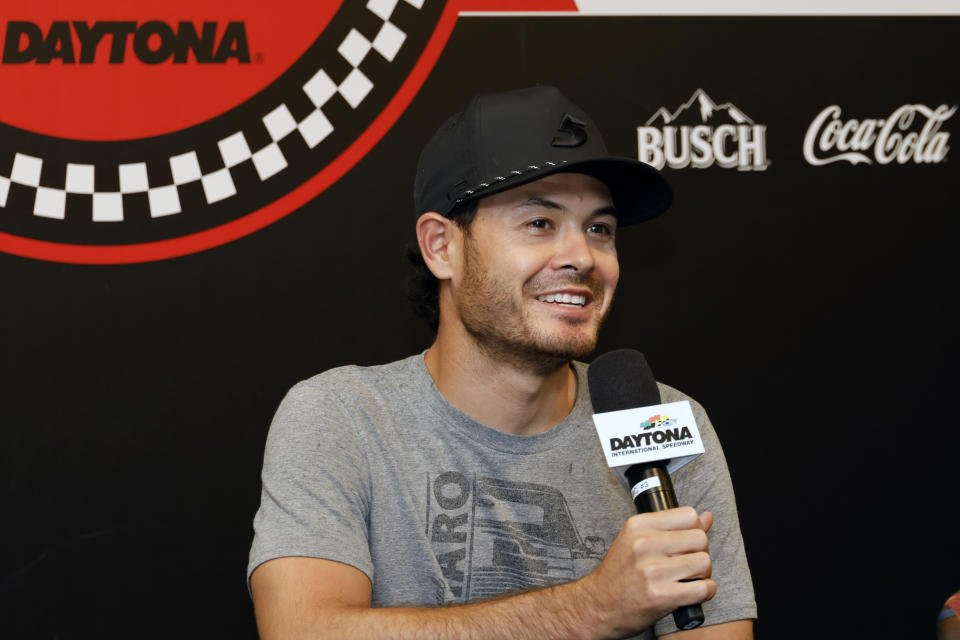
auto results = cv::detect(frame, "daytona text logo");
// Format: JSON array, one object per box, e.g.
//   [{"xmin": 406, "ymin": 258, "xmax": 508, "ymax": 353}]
[
  {"xmin": 610, "ymin": 426, "xmax": 694, "ymax": 451},
  {"xmin": 3, "ymin": 21, "xmax": 250, "ymax": 64}
]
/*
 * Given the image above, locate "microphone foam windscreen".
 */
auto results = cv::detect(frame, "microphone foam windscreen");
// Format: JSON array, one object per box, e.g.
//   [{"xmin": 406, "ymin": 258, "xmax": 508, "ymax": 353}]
[{"xmin": 587, "ymin": 349, "xmax": 661, "ymax": 413}]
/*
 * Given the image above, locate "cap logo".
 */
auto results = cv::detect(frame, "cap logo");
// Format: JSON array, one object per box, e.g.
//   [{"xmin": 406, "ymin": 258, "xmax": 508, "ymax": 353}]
[{"xmin": 551, "ymin": 113, "xmax": 587, "ymax": 148}]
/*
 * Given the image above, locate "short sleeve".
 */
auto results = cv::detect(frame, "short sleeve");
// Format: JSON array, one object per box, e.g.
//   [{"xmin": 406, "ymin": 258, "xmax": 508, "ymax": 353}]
[
  {"xmin": 247, "ymin": 377, "xmax": 374, "ymax": 589},
  {"xmin": 652, "ymin": 388, "xmax": 757, "ymax": 637}
]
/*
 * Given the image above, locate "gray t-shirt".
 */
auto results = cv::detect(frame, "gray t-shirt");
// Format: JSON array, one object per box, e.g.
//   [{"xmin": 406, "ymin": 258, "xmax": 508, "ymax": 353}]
[{"xmin": 248, "ymin": 354, "xmax": 756, "ymax": 638}]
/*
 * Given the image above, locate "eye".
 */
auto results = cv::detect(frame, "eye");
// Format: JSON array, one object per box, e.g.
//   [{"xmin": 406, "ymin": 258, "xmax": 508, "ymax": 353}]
[
  {"xmin": 527, "ymin": 218, "xmax": 552, "ymax": 231},
  {"xmin": 587, "ymin": 222, "xmax": 615, "ymax": 238}
]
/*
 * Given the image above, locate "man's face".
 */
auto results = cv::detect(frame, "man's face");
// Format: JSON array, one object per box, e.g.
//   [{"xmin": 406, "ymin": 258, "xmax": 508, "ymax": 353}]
[{"xmin": 449, "ymin": 172, "xmax": 620, "ymax": 369}]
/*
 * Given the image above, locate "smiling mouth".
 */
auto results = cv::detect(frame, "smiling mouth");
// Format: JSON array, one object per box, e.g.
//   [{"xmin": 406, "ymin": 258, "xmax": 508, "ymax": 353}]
[{"xmin": 536, "ymin": 293, "xmax": 587, "ymax": 307}]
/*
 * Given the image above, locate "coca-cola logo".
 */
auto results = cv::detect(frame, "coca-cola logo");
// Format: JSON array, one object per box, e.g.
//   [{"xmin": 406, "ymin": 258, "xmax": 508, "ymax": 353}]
[{"xmin": 803, "ymin": 104, "xmax": 955, "ymax": 166}]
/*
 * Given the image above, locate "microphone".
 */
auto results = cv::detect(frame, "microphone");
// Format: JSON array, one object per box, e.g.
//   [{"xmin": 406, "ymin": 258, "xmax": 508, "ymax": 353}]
[{"xmin": 587, "ymin": 349, "xmax": 705, "ymax": 631}]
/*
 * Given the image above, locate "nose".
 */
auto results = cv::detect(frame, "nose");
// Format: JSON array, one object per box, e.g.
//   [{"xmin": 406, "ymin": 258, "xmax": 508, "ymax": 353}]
[{"xmin": 550, "ymin": 228, "xmax": 595, "ymax": 273}]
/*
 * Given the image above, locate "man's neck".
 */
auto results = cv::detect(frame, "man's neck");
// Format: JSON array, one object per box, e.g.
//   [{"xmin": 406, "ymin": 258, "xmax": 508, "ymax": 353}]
[{"xmin": 423, "ymin": 333, "xmax": 578, "ymax": 436}]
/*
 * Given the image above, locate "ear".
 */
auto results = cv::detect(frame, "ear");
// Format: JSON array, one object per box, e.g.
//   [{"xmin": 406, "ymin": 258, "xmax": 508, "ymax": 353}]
[{"xmin": 416, "ymin": 212, "xmax": 458, "ymax": 281}]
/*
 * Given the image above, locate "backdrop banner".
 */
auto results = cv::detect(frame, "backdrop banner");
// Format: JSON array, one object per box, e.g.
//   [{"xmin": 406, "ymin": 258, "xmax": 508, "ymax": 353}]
[{"xmin": 1, "ymin": 3, "xmax": 957, "ymax": 638}]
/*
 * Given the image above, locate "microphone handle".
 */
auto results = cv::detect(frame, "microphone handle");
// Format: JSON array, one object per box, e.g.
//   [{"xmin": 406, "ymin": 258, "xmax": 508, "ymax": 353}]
[{"xmin": 624, "ymin": 463, "xmax": 705, "ymax": 632}]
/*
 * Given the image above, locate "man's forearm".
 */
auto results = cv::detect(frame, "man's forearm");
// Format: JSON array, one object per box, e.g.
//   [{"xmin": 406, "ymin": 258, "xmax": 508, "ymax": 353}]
[
  {"xmin": 254, "ymin": 510, "xmax": 716, "ymax": 640},
  {"xmin": 259, "ymin": 580, "xmax": 611, "ymax": 640}
]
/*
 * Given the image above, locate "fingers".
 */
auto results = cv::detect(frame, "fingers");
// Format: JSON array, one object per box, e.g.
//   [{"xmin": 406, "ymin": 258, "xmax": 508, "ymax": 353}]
[
  {"xmin": 579, "ymin": 507, "xmax": 717, "ymax": 636},
  {"xmin": 627, "ymin": 506, "xmax": 710, "ymax": 534},
  {"xmin": 636, "ymin": 545, "xmax": 712, "ymax": 583},
  {"xmin": 669, "ymin": 550, "xmax": 713, "ymax": 583},
  {"xmin": 698, "ymin": 511, "xmax": 713, "ymax": 554},
  {"xmin": 699, "ymin": 510, "xmax": 714, "ymax": 533},
  {"xmin": 634, "ymin": 527, "xmax": 709, "ymax": 557},
  {"xmin": 676, "ymin": 577, "xmax": 717, "ymax": 606},
  {"xmin": 639, "ymin": 551, "xmax": 715, "ymax": 604},
  {"xmin": 625, "ymin": 507, "xmax": 714, "ymax": 583}
]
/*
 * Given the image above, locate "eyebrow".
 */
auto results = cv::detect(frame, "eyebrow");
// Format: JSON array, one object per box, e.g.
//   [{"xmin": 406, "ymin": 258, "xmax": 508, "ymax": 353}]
[
  {"xmin": 524, "ymin": 196, "xmax": 563, "ymax": 210},
  {"xmin": 522, "ymin": 196, "xmax": 618, "ymax": 217}
]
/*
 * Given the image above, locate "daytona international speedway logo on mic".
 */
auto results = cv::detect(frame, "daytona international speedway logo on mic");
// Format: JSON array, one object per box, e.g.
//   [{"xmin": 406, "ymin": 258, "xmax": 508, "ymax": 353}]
[
  {"xmin": 637, "ymin": 89, "xmax": 769, "ymax": 171},
  {"xmin": 0, "ymin": 0, "xmax": 443, "ymax": 263},
  {"xmin": 592, "ymin": 401, "xmax": 704, "ymax": 475}
]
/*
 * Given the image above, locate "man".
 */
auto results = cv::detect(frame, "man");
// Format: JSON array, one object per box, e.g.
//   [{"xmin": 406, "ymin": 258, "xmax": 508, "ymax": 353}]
[{"xmin": 248, "ymin": 86, "xmax": 756, "ymax": 639}]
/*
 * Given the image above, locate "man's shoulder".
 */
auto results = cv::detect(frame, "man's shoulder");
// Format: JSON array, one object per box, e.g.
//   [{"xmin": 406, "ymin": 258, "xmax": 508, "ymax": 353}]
[
  {"xmin": 656, "ymin": 381, "xmax": 704, "ymax": 410},
  {"xmin": 285, "ymin": 353, "xmax": 424, "ymax": 405}
]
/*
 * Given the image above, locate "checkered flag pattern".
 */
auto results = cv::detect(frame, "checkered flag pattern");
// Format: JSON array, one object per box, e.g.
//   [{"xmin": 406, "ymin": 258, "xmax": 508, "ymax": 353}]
[{"xmin": 0, "ymin": 0, "xmax": 422, "ymax": 223}]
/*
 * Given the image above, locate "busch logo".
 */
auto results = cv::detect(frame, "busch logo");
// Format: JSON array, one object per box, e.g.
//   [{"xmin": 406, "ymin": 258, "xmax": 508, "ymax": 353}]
[
  {"xmin": 803, "ymin": 104, "xmax": 955, "ymax": 166},
  {"xmin": 637, "ymin": 89, "xmax": 769, "ymax": 171},
  {"xmin": 3, "ymin": 21, "xmax": 250, "ymax": 64}
]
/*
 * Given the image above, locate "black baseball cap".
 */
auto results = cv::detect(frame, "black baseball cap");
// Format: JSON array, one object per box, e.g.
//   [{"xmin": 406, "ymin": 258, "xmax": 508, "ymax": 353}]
[{"xmin": 414, "ymin": 85, "xmax": 672, "ymax": 225}]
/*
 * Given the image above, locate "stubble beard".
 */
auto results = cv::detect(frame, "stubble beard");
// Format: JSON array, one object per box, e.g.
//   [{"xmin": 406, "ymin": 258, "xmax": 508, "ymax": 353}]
[{"xmin": 456, "ymin": 236, "xmax": 610, "ymax": 376}]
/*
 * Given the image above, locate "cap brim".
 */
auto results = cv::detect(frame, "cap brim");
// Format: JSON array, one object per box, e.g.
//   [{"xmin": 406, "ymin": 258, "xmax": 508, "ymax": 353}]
[
  {"xmin": 559, "ymin": 157, "xmax": 673, "ymax": 226},
  {"xmin": 456, "ymin": 156, "xmax": 672, "ymax": 226}
]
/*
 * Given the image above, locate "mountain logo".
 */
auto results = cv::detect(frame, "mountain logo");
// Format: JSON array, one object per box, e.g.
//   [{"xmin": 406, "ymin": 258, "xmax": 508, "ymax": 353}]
[{"xmin": 637, "ymin": 89, "xmax": 769, "ymax": 171}]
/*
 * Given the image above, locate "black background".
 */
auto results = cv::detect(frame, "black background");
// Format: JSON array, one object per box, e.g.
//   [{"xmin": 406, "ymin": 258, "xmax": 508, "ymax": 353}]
[{"xmin": 2, "ymin": 15, "xmax": 958, "ymax": 639}]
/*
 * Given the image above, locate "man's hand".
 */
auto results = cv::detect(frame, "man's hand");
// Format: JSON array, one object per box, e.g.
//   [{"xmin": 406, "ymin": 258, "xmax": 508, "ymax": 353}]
[
  {"xmin": 252, "ymin": 507, "xmax": 716, "ymax": 640},
  {"xmin": 573, "ymin": 506, "xmax": 716, "ymax": 638}
]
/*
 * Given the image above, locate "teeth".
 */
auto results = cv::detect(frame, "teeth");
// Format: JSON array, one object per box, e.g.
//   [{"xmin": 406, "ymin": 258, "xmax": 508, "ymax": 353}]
[{"xmin": 536, "ymin": 294, "xmax": 587, "ymax": 307}]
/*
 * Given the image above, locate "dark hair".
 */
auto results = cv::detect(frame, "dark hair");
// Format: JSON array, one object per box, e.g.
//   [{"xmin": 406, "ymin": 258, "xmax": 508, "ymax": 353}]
[{"xmin": 407, "ymin": 200, "xmax": 479, "ymax": 331}]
